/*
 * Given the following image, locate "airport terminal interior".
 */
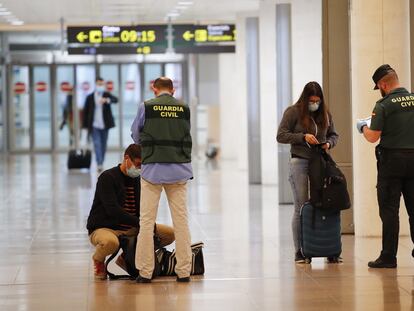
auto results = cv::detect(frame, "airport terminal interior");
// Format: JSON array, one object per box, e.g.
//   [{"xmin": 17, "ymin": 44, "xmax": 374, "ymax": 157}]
[{"xmin": 1, "ymin": 0, "xmax": 414, "ymax": 310}]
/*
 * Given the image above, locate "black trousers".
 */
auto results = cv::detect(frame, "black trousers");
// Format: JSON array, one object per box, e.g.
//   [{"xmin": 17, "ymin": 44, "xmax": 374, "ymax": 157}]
[{"xmin": 376, "ymin": 146, "xmax": 414, "ymax": 259}]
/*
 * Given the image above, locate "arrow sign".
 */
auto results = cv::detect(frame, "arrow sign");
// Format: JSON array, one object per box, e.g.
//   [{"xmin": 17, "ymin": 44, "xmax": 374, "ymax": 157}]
[
  {"xmin": 76, "ymin": 32, "xmax": 88, "ymax": 43},
  {"xmin": 183, "ymin": 30, "xmax": 194, "ymax": 41}
]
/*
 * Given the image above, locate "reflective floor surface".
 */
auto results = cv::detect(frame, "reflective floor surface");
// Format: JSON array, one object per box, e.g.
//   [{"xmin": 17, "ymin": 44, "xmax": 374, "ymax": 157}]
[{"xmin": 1, "ymin": 152, "xmax": 414, "ymax": 311}]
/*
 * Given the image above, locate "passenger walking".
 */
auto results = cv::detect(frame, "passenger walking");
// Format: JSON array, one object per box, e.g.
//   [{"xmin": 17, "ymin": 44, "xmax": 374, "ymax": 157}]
[{"xmin": 82, "ymin": 77, "xmax": 118, "ymax": 172}]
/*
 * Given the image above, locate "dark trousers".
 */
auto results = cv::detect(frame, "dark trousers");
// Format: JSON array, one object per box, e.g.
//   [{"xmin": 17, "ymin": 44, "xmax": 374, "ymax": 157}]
[{"xmin": 376, "ymin": 146, "xmax": 414, "ymax": 259}]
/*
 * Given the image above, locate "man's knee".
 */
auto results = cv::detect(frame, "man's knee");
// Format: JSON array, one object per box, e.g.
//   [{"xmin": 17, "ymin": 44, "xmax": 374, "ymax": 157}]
[{"xmin": 97, "ymin": 235, "xmax": 119, "ymax": 255}]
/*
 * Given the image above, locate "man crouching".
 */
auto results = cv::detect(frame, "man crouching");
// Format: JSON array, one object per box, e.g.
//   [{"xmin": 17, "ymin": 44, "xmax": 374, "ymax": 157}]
[{"xmin": 87, "ymin": 144, "xmax": 174, "ymax": 279}]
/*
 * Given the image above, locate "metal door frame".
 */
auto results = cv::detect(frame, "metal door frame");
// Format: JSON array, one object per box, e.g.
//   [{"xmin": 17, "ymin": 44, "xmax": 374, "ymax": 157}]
[{"xmin": 5, "ymin": 60, "xmax": 187, "ymax": 154}]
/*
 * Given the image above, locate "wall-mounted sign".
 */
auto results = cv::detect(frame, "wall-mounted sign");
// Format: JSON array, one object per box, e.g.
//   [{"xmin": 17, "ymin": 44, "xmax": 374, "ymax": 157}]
[
  {"xmin": 14, "ymin": 82, "xmax": 26, "ymax": 94},
  {"xmin": 106, "ymin": 80, "xmax": 114, "ymax": 92},
  {"xmin": 67, "ymin": 24, "xmax": 235, "ymax": 55},
  {"xmin": 35, "ymin": 81, "xmax": 47, "ymax": 92},
  {"xmin": 60, "ymin": 81, "xmax": 72, "ymax": 92}
]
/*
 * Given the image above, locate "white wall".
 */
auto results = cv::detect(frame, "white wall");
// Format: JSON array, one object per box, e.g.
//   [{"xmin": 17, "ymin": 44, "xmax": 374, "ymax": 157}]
[
  {"xmin": 258, "ymin": 0, "xmax": 322, "ymax": 185},
  {"xmin": 198, "ymin": 54, "xmax": 219, "ymax": 106},
  {"xmin": 218, "ymin": 53, "xmax": 239, "ymax": 160},
  {"xmin": 291, "ymin": 0, "xmax": 323, "ymax": 100}
]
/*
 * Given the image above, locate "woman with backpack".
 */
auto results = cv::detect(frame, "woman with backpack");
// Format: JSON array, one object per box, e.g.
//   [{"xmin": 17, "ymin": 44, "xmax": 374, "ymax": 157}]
[{"xmin": 277, "ymin": 81, "xmax": 339, "ymax": 263}]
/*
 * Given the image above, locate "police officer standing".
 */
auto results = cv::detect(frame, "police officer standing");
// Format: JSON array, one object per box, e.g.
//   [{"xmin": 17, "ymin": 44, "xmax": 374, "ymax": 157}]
[
  {"xmin": 357, "ymin": 64, "xmax": 414, "ymax": 268},
  {"xmin": 131, "ymin": 77, "xmax": 193, "ymax": 282}
]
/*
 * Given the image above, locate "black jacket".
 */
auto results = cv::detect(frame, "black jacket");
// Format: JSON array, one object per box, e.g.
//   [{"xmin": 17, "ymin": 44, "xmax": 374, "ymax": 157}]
[
  {"xmin": 86, "ymin": 165, "xmax": 140, "ymax": 234},
  {"xmin": 82, "ymin": 91, "xmax": 118, "ymax": 132}
]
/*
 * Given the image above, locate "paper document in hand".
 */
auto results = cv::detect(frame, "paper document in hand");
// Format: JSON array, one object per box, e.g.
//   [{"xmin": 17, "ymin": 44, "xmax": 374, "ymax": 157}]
[{"xmin": 359, "ymin": 117, "xmax": 371, "ymax": 128}]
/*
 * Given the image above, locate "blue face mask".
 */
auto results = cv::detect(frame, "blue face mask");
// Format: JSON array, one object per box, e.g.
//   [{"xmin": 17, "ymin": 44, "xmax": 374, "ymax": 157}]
[{"xmin": 96, "ymin": 85, "xmax": 105, "ymax": 93}]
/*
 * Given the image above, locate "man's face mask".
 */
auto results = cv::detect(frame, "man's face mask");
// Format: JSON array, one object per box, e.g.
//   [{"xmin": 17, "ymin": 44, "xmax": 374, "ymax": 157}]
[
  {"xmin": 96, "ymin": 85, "xmax": 105, "ymax": 93},
  {"xmin": 126, "ymin": 158, "xmax": 141, "ymax": 178}
]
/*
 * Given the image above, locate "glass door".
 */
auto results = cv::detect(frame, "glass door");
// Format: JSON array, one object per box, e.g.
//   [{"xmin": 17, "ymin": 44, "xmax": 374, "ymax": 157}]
[
  {"xmin": 120, "ymin": 64, "xmax": 141, "ymax": 148},
  {"xmin": 143, "ymin": 64, "xmax": 162, "ymax": 101},
  {"xmin": 164, "ymin": 63, "xmax": 183, "ymax": 100},
  {"xmin": 76, "ymin": 65, "xmax": 96, "ymax": 147},
  {"xmin": 0, "ymin": 68, "xmax": 3, "ymax": 151},
  {"xmin": 56, "ymin": 65, "xmax": 75, "ymax": 150},
  {"xmin": 99, "ymin": 64, "xmax": 120, "ymax": 148},
  {"xmin": 33, "ymin": 66, "xmax": 52, "ymax": 150},
  {"xmin": 10, "ymin": 65, "xmax": 30, "ymax": 151}
]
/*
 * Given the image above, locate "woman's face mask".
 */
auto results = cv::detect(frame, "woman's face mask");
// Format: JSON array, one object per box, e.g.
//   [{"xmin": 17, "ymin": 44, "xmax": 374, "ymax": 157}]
[{"xmin": 308, "ymin": 101, "xmax": 320, "ymax": 112}]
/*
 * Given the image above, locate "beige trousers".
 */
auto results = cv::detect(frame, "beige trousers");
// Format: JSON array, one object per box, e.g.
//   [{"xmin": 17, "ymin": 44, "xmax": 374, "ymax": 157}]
[
  {"xmin": 136, "ymin": 178, "xmax": 192, "ymax": 279},
  {"xmin": 89, "ymin": 224, "xmax": 174, "ymax": 263}
]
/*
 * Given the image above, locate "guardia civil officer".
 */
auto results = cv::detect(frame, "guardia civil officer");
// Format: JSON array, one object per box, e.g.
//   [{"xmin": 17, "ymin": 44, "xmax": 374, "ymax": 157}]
[
  {"xmin": 131, "ymin": 77, "xmax": 193, "ymax": 283},
  {"xmin": 356, "ymin": 64, "xmax": 414, "ymax": 268}
]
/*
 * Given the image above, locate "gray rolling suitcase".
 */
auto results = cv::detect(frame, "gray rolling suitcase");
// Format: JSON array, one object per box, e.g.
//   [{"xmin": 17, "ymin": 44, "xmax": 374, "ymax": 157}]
[{"xmin": 300, "ymin": 202, "xmax": 342, "ymax": 258}]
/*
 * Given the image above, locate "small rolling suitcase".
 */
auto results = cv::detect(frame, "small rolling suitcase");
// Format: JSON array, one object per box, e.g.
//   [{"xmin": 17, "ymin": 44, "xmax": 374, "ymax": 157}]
[
  {"xmin": 67, "ymin": 149, "xmax": 91, "ymax": 169},
  {"xmin": 300, "ymin": 202, "xmax": 341, "ymax": 258}
]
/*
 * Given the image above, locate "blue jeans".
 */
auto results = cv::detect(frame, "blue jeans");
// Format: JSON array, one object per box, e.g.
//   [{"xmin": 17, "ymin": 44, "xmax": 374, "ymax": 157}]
[
  {"xmin": 91, "ymin": 127, "xmax": 109, "ymax": 166},
  {"xmin": 288, "ymin": 157, "xmax": 309, "ymax": 252}
]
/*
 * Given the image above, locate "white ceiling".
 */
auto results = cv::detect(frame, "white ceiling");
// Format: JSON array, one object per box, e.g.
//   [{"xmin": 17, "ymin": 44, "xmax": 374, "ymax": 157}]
[{"xmin": 1, "ymin": 0, "xmax": 259, "ymax": 28}]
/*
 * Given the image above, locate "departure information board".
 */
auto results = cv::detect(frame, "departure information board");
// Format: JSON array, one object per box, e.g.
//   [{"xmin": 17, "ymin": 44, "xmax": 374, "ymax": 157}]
[
  {"xmin": 67, "ymin": 24, "xmax": 235, "ymax": 55},
  {"xmin": 67, "ymin": 25, "xmax": 167, "ymax": 55},
  {"xmin": 173, "ymin": 24, "xmax": 235, "ymax": 53}
]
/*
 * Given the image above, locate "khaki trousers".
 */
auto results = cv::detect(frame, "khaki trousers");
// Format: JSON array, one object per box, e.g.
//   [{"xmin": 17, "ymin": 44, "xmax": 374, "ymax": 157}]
[
  {"xmin": 136, "ymin": 178, "xmax": 192, "ymax": 279},
  {"xmin": 90, "ymin": 224, "xmax": 174, "ymax": 263}
]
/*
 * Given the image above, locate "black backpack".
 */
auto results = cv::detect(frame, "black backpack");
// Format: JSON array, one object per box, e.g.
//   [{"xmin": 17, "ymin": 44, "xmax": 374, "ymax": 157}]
[{"xmin": 309, "ymin": 148, "xmax": 351, "ymax": 213}]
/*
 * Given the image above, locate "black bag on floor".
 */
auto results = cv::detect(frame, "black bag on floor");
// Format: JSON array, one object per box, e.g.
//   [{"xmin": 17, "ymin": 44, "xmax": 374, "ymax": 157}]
[
  {"xmin": 105, "ymin": 235, "xmax": 163, "ymax": 280},
  {"xmin": 67, "ymin": 149, "xmax": 91, "ymax": 169},
  {"xmin": 300, "ymin": 202, "xmax": 341, "ymax": 258},
  {"xmin": 157, "ymin": 242, "xmax": 205, "ymax": 276}
]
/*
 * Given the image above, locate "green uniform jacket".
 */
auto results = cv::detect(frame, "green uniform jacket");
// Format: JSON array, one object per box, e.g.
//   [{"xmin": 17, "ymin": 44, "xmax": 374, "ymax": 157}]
[
  {"xmin": 141, "ymin": 94, "xmax": 192, "ymax": 164},
  {"xmin": 370, "ymin": 87, "xmax": 414, "ymax": 149}
]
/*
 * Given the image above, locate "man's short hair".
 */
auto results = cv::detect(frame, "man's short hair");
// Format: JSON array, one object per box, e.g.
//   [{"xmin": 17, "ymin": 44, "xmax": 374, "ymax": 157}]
[
  {"xmin": 124, "ymin": 144, "xmax": 141, "ymax": 160},
  {"xmin": 96, "ymin": 76, "xmax": 104, "ymax": 82},
  {"xmin": 153, "ymin": 77, "xmax": 173, "ymax": 90}
]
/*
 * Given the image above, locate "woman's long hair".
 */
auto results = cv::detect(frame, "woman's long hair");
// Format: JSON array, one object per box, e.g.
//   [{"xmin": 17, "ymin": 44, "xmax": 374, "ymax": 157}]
[{"xmin": 296, "ymin": 81, "xmax": 329, "ymax": 132}]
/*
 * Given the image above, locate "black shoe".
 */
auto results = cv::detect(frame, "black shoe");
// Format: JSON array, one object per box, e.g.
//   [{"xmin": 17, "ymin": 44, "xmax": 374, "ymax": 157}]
[
  {"xmin": 368, "ymin": 256, "xmax": 397, "ymax": 268},
  {"xmin": 327, "ymin": 256, "xmax": 343, "ymax": 264},
  {"xmin": 136, "ymin": 275, "xmax": 152, "ymax": 283},
  {"xmin": 412, "ymin": 248, "xmax": 414, "ymax": 258},
  {"xmin": 295, "ymin": 250, "xmax": 306, "ymax": 263},
  {"xmin": 176, "ymin": 276, "xmax": 190, "ymax": 283}
]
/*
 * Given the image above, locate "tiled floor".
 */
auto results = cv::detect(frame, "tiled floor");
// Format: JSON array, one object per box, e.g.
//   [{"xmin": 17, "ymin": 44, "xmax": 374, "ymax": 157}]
[{"xmin": 1, "ymin": 152, "xmax": 414, "ymax": 310}]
